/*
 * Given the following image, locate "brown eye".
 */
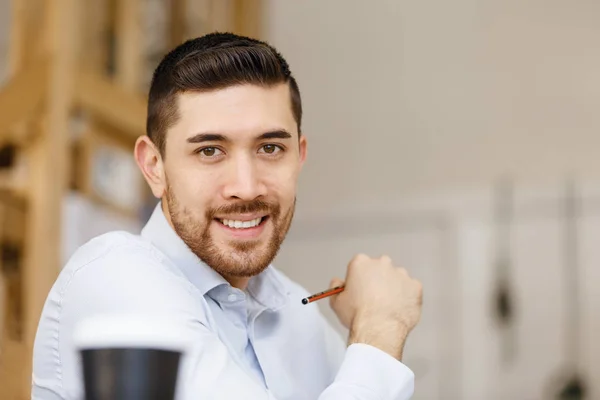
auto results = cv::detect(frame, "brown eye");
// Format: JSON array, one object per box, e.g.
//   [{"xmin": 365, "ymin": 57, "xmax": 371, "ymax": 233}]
[
  {"xmin": 260, "ymin": 144, "xmax": 282, "ymax": 154},
  {"xmin": 199, "ymin": 147, "xmax": 222, "ymax": 157}
]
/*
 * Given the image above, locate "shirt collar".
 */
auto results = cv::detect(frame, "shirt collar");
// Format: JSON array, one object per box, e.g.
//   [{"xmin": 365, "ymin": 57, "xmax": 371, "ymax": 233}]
[
  {"xmin": 247, "ymin": 265, "xmax": 290, "ymax": 312},
  {"xmin": 141, "ymin": 202, "xmax": 289, "ymax": 311}
]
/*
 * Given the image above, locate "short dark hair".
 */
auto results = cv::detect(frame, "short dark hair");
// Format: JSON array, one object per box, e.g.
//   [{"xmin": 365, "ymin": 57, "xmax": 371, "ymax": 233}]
[{"xmin": 146, "ymin": 32, "xmax": 302, "ymax": 157}]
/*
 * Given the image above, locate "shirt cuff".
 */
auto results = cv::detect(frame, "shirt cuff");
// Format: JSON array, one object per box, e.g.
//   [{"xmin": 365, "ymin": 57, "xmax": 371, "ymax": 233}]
[{"xmin": 335, "ymin": 343, "xmax": 415, "ymax": 399}]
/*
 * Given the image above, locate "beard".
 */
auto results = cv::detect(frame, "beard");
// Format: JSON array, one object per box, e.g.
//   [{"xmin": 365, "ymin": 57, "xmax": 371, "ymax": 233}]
[{"xmin": 164, "ymin": 183, "xmax": 295, "ymax": 279}]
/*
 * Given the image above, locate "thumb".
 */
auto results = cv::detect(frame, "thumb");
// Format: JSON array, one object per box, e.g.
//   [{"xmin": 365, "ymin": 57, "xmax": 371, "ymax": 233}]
[
  {"xmin": 328, "ymin": 277, "xmax": 344, "ymax": 308},
  {"xmin": 329, "ymin": 277, "xmax": 344, "ymax": 289}
]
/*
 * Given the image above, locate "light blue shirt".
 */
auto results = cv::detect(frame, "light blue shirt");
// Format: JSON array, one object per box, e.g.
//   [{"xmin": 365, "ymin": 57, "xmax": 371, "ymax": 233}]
[{"xmin": 32, "ymin": 203, "xmax": 415, "ymax": 399}]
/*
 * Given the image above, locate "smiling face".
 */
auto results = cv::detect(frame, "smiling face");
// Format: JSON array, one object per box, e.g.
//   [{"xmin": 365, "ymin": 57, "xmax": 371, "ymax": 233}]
[{"xmin": 135, "ymin": 83, "xmax": 306, "ymax": 285}]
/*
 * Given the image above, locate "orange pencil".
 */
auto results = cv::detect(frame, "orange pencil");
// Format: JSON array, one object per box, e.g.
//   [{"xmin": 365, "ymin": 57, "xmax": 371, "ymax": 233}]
[{"xmin": 301, "ymin": 285, "xmax": 345, "ymax": 305}]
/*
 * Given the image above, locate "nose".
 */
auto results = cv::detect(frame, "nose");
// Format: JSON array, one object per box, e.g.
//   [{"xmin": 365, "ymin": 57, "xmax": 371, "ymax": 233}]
[{"xmin": 221, "ymin": 154, "xmax": 267, "ymax": 201}]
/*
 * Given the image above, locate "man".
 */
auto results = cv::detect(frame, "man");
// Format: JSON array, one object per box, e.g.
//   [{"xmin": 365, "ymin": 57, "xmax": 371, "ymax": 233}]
[{"xmin": 32, "ymin": 32, "xmax": 423, "ymax": 399}]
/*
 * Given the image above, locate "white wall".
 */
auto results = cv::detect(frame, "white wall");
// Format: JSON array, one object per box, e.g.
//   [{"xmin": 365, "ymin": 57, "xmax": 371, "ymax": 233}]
[
  {"xmin": 264, "ymin": 1, "xmax": 600, "ymax": 399},
  {"xmin": 275, "ymin": 179, "xmax": 600, "ymax": 400},
  {"xmin": 263, "ymin": 0, "xmax": 600, "ymax": 215}
]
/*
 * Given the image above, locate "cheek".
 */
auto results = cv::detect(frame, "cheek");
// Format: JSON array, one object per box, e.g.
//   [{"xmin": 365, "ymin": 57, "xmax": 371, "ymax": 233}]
[
  {"xmin": 264, "ymin": 170, "xmax": 298, "ymax": 202},
  {"xmin": 169, "ymin": 169, "xmax": 214, "ymax": 208}
]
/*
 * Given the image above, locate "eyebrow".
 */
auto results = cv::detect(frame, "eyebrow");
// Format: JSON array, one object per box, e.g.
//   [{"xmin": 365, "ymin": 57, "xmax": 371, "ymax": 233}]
[
  {"xmin": 259, "ymin": 130, "xmax": 293, "ymax": 140},
  {"xmin": 186, "ymin": 133, "xmax": 228, "ymax": 144},
  {"xmin": 186, "ymin": 130, "xmax": 293, "ymax": 144}
]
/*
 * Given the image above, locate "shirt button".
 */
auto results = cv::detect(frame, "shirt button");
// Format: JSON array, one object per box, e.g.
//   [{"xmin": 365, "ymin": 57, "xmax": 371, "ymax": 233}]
[{"xmin": 227, "ymin": 293, "xmax": 237, "ymax": 302}]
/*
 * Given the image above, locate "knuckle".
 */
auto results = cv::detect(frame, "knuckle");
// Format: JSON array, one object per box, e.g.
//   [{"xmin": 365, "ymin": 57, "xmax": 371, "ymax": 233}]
[
  {"xmin": 356, "ymin": 253, "xmax": 369, "ymax": 261},
  {"xmin": 349, "ymin": 253, "xmax": 369, "ymax": 269},
  {"xmin": 379, "ymin": 254, "xmax": 392, "ymax": 264},
  {"xmin": 350, "ymin": 253, "xmax": 367, "ymax": 264}
]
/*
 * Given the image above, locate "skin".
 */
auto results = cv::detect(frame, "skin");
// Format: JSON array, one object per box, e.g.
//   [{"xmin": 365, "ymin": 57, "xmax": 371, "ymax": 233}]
[
  {"xmin": 135, "ymin": 83, "xmax": 306, "ymax": 290},
  {"xmin": 135, "ymin": 81, "xmax": 423, "ymax": 362}
]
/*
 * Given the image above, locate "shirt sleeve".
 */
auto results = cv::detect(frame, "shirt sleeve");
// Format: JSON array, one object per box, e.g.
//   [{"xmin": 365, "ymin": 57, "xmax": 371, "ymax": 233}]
[
  {"xmin": 319, "ymin": 343, "xmax": 415, "ymax": 400},
  {"xmin": 319, "ymin": 316, "xmax": 415, "ymax": 400}
]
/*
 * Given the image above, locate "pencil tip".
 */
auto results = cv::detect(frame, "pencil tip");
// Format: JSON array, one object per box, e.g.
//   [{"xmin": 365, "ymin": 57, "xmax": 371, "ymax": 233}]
[{"xmin": 301, "ymin": 298, "xmax": 308, "ymax": 305}]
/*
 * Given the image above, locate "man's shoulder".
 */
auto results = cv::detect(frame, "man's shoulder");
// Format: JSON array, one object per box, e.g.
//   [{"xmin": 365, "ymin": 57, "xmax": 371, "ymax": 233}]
[
  {"xmin": 43, "ymin": 229, "xmax": 202, "ymax": 328},
  {"xmin": 64, "ymin": 230, "xmax": 158, "ymax": 269},
  {"xmin": 32, "ymin": 232, "xmax": 203, "ymax": 400},
  {"xmin": 53, "ymin": 230, "xmax": 187, "ymax": 300}
]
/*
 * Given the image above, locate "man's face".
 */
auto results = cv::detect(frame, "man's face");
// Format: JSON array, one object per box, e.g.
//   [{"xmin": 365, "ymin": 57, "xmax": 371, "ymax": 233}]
[{"xmin": 150, "ymin": 83, "xmax": 306, "ymax": 280}]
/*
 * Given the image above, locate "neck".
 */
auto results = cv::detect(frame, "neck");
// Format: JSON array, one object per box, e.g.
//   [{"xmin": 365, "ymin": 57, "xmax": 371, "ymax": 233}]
[{"xmin": 224, "ymin": 275, "xmax": 250, "ymax": 290}]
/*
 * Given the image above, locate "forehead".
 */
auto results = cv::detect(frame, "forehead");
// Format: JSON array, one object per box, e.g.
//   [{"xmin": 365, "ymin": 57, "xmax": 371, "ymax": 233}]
[{"xmin": 171, "ymin": 83, "xmax": 297, "ymax": 141}]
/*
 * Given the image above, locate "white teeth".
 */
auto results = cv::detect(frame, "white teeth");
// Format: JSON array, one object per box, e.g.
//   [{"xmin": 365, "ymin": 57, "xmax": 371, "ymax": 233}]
[{"xmin": 221, "ymin": 218, "xmax": 262, "ymax": 229}]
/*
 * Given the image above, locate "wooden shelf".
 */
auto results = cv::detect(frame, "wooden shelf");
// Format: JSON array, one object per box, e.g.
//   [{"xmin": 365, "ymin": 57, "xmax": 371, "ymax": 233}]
[
  {"xmin": 73, "ymin": 69, "xmax": 147, "ymax": 139},
  {"xmin": 0, "ymin": 170, "xmax": 27, "ymax": 204},
  {"xmin": 0, "ymin": 60, "xmax": 48, "ymax": 139}
]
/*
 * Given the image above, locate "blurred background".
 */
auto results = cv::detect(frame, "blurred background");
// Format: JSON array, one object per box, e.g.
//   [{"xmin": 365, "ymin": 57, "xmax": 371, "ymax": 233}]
[{"xmin": 0, "ymin": 0, "xmax": 599, "ymax": 399}]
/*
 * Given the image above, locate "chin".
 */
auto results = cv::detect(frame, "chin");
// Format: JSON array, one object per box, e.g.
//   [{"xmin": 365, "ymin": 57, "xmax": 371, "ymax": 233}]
[{"xmin": 212, "ymin": 248, "xmax": 275, "ymax": 278}]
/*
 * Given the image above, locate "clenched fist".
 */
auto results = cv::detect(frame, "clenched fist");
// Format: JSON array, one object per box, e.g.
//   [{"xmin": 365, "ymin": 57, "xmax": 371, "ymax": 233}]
[{"xmin": 329, "ymin": 254, "xmax": 423, "ymax": 360}]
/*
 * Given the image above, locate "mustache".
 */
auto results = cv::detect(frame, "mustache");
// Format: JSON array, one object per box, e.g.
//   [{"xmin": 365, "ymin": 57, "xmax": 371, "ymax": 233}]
[{"xmin": 207, "ymin": 199, "xmax": 279, "ymax": 219}]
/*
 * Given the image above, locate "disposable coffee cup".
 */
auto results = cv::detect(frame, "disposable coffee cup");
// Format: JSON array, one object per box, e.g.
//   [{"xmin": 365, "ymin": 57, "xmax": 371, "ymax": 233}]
[{"xmin": 73, "ymin": 314, "xmax": 190, "ymax": 400}]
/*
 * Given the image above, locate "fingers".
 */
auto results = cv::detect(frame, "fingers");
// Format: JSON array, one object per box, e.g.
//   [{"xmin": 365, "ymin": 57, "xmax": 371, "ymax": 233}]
[{"xmin": 351, "ymin": 253, "xmax": 369, "ymax": 263}]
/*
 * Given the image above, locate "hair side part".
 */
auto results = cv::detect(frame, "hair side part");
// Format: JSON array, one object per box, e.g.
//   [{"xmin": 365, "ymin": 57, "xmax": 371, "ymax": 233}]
[{"xmin": 146, "ymin": 32, "xmax": 302, "ymax": 157}]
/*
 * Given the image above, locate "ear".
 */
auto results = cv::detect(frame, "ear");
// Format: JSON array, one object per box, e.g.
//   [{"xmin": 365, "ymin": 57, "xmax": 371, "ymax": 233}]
[
  {"xmin": 298, "ymin": 134, "xmax": 307, "ymax": 170},
  {"xmin": 134, "ymin": 136, "xmax": 166, "ymax": 198}
]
